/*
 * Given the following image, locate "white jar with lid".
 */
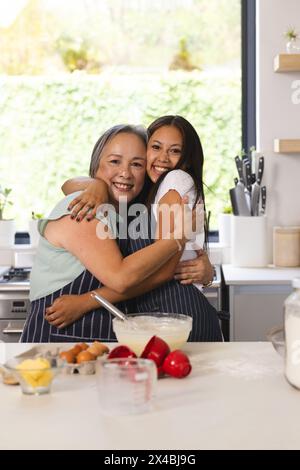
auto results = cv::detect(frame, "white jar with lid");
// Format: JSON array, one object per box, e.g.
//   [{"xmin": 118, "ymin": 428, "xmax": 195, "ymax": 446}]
[
  {"xmin": 284, "ymin": 278, "xmax": 300, "ymax": 389},
  {"xmin": 273, "ymin": 226, "xmax": 300, "ymax": 267}
]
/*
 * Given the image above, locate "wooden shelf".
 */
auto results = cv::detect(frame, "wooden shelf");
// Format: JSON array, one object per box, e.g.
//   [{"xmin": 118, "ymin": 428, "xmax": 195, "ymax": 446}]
[
  {"xmin": 274, "ymin": 139, "xmax": 300, "ymax": 153},
  {"xmin": 274, "ymin": 54, "xmax": 300, "ymax": 72}
]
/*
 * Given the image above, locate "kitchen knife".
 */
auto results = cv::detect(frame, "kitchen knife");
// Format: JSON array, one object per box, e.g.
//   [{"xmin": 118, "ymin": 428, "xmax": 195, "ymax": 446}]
[
  {"xmin": 233, "ymin": 184, "xmax": 251, "ymax": 216},
  {"xmin": 244, "ymin": 162, "xmax": 252, "ymax": 193},
  {"xmin": 234, "ymin": 156, "xmax": 249, "ymax": 213},
  {"xmin": 242, "ymin": 158, "xmax": 249, "ymax": 183},
  {"xmin": 244, "ymin": 161, "xmax": 252, "ymax": 211},
  {"xmin": 251, "ymin": 156, "xmax": 264, "ymax": 216},
  {"xmin": 260, "ymin": 186, "xmax": 267, "ymax": 214},
  {"xmin": 229, "ymin": 188, "xmax": 239, "ymax": 215},
  {"xmin": 256, "ymin": 156, "xmax": 264, "ymax": 185},
  {"xmin": 235, "ymin": 156, "xmax": 245, "ymax": 185}
]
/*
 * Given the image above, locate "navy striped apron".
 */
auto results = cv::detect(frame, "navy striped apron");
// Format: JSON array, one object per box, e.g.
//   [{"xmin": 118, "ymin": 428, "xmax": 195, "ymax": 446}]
[
  {"xmin": 125, "ymin": 215, "xmax": 223, "ymax": 342},
  {"xmin": 20, "ymin": 239, "xmax": 129, "ymax": 343}
]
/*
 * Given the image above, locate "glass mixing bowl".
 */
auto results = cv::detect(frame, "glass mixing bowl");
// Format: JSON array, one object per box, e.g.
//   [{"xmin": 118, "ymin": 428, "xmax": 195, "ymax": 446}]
[{"xmin": 112, "ymin": 312, "xmax": 192, "ymax": 356}]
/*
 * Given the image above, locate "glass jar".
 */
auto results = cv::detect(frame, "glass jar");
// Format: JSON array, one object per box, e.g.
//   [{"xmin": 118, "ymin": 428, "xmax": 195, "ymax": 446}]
[
  {"xmin": 284, "ymin": 278, "xmax": 300, "ymax": 389},
  {"xmin": 286, "ymin": 38, "xmax": 300, "ymax": 53},
  {"xmin": 273, "ymin": 226, "xmax": 300, "ymax": 267}
]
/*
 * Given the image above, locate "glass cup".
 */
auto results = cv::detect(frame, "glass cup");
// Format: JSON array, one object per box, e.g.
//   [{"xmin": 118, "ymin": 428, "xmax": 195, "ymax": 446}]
[
  {"xmin": 97, "ymin": 358, "xmax": 157, "ymax": 415},
  {"xmin": 5, "ymin": 356, "xmax": 62, "ymax": 395}
]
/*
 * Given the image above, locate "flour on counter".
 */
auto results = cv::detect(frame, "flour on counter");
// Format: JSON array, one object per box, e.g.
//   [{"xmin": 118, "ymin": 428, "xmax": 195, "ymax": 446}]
[{"xmin": 191, "ymin": 354, "xmax": 283, "ymax": 380}]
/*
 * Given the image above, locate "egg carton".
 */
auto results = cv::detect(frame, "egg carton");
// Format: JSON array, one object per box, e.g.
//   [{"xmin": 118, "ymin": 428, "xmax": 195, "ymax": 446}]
[
  {"xmin": 14, "ymin": 344, "xmax": 108, "ymax": 375},
  {"xmin": 59, "ymin": 358, "xmax": 97, "ymax": 375}
]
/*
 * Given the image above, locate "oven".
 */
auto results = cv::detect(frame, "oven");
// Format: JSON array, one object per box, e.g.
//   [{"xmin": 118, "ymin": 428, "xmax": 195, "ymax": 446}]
[{"xmin": 0, "ymin": 268, "xmax": 30, "ymax": 343}]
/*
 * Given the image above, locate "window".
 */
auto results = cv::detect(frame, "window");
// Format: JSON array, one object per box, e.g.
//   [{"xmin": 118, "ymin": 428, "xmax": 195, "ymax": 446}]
[{"xmin": 0, "ymin": 0, "xmax": 241, "ymax": 229}]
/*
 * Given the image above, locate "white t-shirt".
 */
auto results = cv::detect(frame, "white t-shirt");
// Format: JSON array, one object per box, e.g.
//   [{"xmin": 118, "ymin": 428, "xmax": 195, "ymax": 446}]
[{"xmin": 151, "ymin": 169, "xmax": 204, "ymax": 290}]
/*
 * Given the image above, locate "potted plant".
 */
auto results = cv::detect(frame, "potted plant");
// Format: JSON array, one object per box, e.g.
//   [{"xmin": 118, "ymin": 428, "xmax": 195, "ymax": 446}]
[
  {"xmin": 28, "ymin": 211, "xmax": 43, "ymax": 246},
  {"xmin": 0, "ymin": 186, "xmax": 15, "ymax": 246},
  {"xmin": 284, "ymin": 27, "xmax": 299, "ymax": 53}
]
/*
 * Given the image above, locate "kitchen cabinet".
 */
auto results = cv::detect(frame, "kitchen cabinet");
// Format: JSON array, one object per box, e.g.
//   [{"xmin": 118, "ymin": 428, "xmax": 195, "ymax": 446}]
[{"xmin": 222, "ymin": 265, "xmax": 300, "ymax": 341}]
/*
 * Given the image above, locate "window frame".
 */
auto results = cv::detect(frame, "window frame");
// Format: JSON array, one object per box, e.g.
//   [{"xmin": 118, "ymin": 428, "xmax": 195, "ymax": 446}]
[{"xmin": 241, "ymin": 0, "xmax": 256, "ymax": 152}]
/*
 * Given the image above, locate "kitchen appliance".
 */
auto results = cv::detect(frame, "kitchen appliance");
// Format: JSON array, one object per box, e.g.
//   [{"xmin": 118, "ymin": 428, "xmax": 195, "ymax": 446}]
[
  {"xmin": 0, "ymin": 265, "xmax": 222, "ymax": 343},
  {"xmin": 0, "ymin": 267, "xmax": 30, "ymax": 342}
]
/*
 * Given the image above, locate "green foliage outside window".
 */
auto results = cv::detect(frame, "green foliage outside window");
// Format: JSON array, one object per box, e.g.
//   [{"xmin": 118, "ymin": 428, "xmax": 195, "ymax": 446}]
[{"xmin": 0, "ymin": 71, "xmax": 240, "ymax": 227}]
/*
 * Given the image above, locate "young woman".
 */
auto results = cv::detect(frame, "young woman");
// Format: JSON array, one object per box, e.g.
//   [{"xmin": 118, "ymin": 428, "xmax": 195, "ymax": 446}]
[
  {"xmin": 45, "ymin": 116, "xmax": 222, "ymax": 341},
  {"xmin": 21, "ymin": 124, "xmax": 195, "ymax": 342}
]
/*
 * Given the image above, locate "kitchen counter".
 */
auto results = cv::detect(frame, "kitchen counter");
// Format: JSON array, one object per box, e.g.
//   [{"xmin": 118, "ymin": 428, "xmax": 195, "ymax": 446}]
[
  {"xmin": 1, "ymin": 341, "xmax": 299, "ymax": 450},
  {"xmin": 222, "ymin": 264, "xmax": 300, "ymax": 285}
]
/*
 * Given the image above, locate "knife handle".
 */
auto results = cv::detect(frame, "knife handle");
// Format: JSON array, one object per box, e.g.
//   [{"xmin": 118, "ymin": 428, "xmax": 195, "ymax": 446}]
[
  {"xmin": 245, "ymin": 163, "xmax": 252, "ymax": 192},
  {"xmin": 261, "ymin": 186, "xmax": 267, "ymax": 214},
  {"xmin": 235, "ymin": 156, "xmax": 244, "ymax": 183},
  {"xmin": 256, "ymin": 156, "xmax": 264, "ymax": 185}
]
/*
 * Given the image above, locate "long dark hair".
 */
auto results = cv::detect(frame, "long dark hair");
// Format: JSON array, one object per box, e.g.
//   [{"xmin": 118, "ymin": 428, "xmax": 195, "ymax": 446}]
[
  {"xmin": 146, "ymin": 115, "xmax": 204, "ymax": 208},
  {"xmin": 146, "ymin": 115, "xmax": 209, "ymax": 245}
]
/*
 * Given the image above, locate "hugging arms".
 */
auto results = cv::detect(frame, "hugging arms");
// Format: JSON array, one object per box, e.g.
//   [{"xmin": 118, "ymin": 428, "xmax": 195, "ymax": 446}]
[{"xmin": 22, "ymin": 117, "xmax": 221, "ymax": 343}]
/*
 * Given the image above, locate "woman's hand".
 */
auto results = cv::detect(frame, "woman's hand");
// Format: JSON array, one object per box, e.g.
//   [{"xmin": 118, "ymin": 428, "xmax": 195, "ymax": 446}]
[
  {"xmin": 68, "ymin": 179, "xmax": 108, "ymax": 222},
  {"xmin": 171, "ymin": 197, "xmax": 204, "ymax": 246},
  {"xmin": 45, "ymin": 295, "xmax": 88, "ymax": 329},
  {"xmin": 174, "ymin": 249, "xmax": 214, "ymax": 285}
]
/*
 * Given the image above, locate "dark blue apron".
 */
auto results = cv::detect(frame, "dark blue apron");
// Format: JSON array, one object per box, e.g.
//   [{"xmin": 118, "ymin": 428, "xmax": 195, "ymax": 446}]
[
  {"xmin": 21, "ymin": 215, "xmax": 222, "ymax": 342},
  {"xmin": 20, "ymin": 238, "xmax": 129, "ymax": 343}
]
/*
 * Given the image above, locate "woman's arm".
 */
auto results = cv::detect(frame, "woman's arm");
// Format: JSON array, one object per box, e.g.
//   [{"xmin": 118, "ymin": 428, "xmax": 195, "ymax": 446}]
[
  {"xmin": 45, "ymin": 259, "xmax": 179, "ymax": 329},
  {"xmin": 46, "ymin": 246, "xmax": 214, "ymax": 330},
  {"xmin": 62, "ymin": 177, "xmax": 109, "ymax": 221},
  {"xmin": 44, "ymin": 198, "xmax": 190, "ymax": 295},
  {"xmin": 62, "ymin": 176, "xmax": 93, "ymax": 195},
  {"xmin": 45, "ymin": 191, "xmax": 187, "ymax": 328}
]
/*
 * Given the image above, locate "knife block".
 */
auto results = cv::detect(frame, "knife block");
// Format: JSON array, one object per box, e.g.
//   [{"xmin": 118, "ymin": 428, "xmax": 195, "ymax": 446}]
[{"xmin": 231, "ymin": 216, "xmax": 268, "ymax": 267}]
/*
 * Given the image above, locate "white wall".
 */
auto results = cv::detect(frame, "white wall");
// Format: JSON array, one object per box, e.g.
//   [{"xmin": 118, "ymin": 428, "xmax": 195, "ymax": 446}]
[{"xmin": 256, "ymin": 0, "xmax": 300, "ymax": 262}]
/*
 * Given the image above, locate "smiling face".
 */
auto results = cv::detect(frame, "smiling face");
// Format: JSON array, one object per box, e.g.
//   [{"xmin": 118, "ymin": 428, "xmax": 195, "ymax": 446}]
[
  {"xmin": 147, "ymin": 125, "xmax": 183, "ymax": 182},
  {"xmin": 95, "ymin": 132, "xmax": 147, "ymax": 204}
]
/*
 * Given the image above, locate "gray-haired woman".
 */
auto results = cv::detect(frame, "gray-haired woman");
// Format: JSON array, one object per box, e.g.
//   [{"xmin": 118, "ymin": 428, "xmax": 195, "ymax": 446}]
[{"xmin": 21, "ymin": 124, "xmax": 193, "ymax": 342}]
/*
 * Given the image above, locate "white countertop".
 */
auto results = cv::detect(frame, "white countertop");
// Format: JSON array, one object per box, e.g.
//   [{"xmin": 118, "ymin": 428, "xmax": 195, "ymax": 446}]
[
  {"xmin": 1, "ymin": 342, "xmax": 299, "ymax": 450},
  {"xmin": 222, "ymin": 264, "xmax": 300, "ymax": 285}
]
